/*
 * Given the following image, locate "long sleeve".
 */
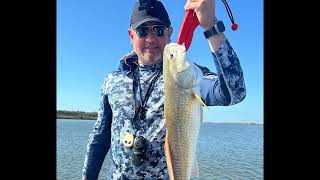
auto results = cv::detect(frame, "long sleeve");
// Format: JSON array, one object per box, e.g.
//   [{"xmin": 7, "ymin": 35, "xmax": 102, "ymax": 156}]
[
  {"xmin": 200, "ymin": 40, "xmax": 246, "ymax": 106},
  {"xmin": 82, "ymin": 79, "xmax": 113, "ymax": 180}
]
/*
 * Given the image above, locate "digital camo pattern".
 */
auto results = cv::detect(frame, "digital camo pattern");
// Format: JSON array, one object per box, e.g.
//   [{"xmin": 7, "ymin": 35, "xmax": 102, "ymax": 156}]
[
  {"xmin": 82, "ymin": 40, "xmax": 246, "ymax": 180},
  {"xmin": 82, "ymin": 79, "xmax": 113, "ymax": 180},
  {"xmin": 212, "ymin": 40, "xmax": 246, "ymax": 105},
  {"xmin": 106, "ymin": 61, "xmax": 169, "ymax": 180}
]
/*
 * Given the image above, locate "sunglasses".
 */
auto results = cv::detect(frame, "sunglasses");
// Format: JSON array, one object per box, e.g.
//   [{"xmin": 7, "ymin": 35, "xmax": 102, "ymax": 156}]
[{"xmin": 134, "ymin": 25, "xmax": 167, "ymax": 39}]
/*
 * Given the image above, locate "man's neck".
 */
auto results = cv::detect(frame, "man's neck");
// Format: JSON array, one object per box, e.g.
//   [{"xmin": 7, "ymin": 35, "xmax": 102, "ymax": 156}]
[{"xmin": 138, "ymin": 59, "xmax": 163, "ymax": 65}]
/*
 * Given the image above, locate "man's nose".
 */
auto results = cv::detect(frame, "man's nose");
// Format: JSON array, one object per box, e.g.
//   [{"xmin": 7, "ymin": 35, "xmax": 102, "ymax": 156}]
[{"xmin": 145, "ymin": 29, "xmax": 157, "ymax": 41}]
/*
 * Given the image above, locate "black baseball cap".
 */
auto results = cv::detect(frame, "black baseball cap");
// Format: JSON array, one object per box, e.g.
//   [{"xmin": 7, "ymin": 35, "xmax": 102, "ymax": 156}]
[{"xmin": 130, "ymin": 1, "xmax": 171, "ymax": 29}]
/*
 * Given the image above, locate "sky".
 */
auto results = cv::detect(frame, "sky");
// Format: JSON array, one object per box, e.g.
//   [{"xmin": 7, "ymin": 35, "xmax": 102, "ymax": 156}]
[{"xmin": 57, "ymin": 0, "xmax": 263, "ymax": 124}]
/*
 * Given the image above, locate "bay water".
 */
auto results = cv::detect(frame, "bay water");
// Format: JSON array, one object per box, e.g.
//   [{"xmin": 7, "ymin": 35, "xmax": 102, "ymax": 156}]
[{"xmin": 57, "ymin": 119, "xmax": 263, "ymax": 180}]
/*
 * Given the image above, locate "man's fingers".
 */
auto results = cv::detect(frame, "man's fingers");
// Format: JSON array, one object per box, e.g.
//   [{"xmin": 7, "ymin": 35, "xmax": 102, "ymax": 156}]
[
  {"xmin": 184, "ymin": 4, "xmax": 193, "ymax": 11},
  {"xmin": 184, "ymin": 1, "xmax": 197, "ymax": 11}
]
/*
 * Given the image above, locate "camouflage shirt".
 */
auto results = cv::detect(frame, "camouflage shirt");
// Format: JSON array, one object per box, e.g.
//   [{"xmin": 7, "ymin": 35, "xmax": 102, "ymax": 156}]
[{"xmin": 82, "ymin": 40, "xmax": 246, "ymax": 180}]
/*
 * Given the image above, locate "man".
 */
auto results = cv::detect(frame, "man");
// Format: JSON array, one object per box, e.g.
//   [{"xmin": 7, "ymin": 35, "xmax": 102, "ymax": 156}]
[{"xmin": 82, "ymin": 0, "xmax": 246, "ymax": 179}]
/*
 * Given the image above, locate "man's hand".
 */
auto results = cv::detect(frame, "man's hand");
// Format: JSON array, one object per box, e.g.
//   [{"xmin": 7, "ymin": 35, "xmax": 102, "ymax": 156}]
[
  {"xmin": 185, "ymin": 0, "xmax": 226, "ymax": 51},
  {"xmin": 184, "ymin": 0, "xmax": 215, "ymax": 30}
]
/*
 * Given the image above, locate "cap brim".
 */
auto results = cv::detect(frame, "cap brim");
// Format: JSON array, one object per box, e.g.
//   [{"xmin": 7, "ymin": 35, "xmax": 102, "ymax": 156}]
[{"xmin": 131, "ymin": 17, "xmax": 162, "ymax": 29}]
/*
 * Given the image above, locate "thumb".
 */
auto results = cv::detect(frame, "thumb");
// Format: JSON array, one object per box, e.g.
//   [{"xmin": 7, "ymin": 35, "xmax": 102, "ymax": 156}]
[{"xmin": 184, "ymin": 1, "xmax": 196, "ymax": 11}]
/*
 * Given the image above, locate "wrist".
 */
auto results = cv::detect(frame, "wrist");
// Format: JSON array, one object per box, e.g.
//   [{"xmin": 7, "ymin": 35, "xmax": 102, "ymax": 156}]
[
  {"xmin": 203, "ymin": 16, "xmax": 218, "ymax": 31},
  {"xmin": 208, "ymin": 33, "xmax": 226, "ymax": 52},
  {"xmin": 203, "ymin": 18, "xmax": 225, "ymax": 39}
]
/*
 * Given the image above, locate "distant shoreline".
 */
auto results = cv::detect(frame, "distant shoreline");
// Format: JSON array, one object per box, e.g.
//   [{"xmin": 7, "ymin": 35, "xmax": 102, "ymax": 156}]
[
  {"xmin": 57, "ymin": 110, "xmax": 262, "ymax": 125},
  {"xmin": 57, "ymin": 117, "xmax": 261, "ymax": 126},
  {"xmin": 57, "ymin": 110, "xmax": 97, "ymax": 120},
  {"xmin": 210, "ymin": 122, "xmax": 262, "ymax": 125},
  {"xmin": 57, "ymin": 119, "xmax": 262, "ymax": 125}
]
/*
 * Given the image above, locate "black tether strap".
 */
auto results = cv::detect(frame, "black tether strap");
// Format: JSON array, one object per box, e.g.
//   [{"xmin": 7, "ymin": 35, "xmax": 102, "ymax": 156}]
[{"xmin": 133, "ymin": 65, "xmax": 163, "ymax": 121}]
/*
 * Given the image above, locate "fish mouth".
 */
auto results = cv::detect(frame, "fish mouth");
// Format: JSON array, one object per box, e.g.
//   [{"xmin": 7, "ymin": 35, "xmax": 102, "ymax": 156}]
[{"xmin": 164, "ymin": 43, "xmax": 186, "ymax": 62}]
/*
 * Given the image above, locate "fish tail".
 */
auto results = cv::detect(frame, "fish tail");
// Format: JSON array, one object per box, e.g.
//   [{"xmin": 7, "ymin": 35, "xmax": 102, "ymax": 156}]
[
  {"xmin": 200, "ymin": 106, "xmax": 204, "ymax": 124},
  {"xmin": 191, "ymin": 160, "xmax": 200, "ymax": 178}
]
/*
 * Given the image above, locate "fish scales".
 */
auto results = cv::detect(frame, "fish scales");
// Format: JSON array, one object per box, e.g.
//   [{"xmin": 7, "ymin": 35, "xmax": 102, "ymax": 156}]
[{"xmin": 163, "ymin": 43, "xmax": 203, "ymax": 180}]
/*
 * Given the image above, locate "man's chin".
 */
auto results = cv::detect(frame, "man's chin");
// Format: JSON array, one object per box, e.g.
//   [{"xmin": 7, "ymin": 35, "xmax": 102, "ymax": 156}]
[{"xmin": 142, "ymin": 54, "xmax": 162, "ymax": 63}]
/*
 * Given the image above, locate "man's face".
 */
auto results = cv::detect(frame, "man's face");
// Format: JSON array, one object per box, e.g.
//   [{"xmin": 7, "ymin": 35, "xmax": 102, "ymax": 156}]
[{"xmin": 128, "ymin": 21, "xmax": 173, "ymax": 65}]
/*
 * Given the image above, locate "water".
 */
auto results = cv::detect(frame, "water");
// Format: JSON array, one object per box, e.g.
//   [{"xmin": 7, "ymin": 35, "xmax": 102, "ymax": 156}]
[{"xmin": 57, "ymin": 119, "xmax": 263, "ymax": 180}]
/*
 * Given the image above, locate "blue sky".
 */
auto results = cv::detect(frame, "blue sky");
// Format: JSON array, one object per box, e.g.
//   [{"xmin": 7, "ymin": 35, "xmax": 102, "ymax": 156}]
[{"xmin": 57, "ymin": 0, "xmax": 263, "ymax": 124}]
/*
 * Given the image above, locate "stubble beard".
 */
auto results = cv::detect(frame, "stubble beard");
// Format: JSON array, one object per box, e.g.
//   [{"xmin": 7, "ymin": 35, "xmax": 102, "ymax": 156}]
[{"xmin": 140, "ymin": 52, "xmax": 163, "ymax": 65}]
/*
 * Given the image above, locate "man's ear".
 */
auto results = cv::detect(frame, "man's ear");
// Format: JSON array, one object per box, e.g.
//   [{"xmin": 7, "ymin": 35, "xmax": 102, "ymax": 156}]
[
  {"xmin": 128, "ymin": 29, "xmax": 134, "ymax": 43},
  {"xmin": 168, "ymin": 27, "xmax": 173, "ymax": 37}
]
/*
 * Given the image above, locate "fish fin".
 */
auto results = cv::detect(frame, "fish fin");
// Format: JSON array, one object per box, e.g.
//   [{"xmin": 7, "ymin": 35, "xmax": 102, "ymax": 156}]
[
  {"xmin": 200, "ymin": 106, "xmax": 204, "ymax": 124},
  {"xmin": 194, "ymin": 93, "xmax": 207, "ymax": 109},
  {"xmin": 194, "ymin": 93, "xmax": 205, "ymax": 123},
  {"xmin": 192, "ymin": 142, "xmax": 200, "ymax": 178},
  {"xmin": 165, "ymin": 130, "xmax": 175, "ymax": 180},
  {"xmin": 191, "ymin": 159, "xmax": 200, "ymax": 178}
]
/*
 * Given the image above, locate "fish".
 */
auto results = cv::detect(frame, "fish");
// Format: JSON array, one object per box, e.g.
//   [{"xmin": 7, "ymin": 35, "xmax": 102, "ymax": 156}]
[{"xmin": 163, "ymin": 43, "xmax": 205, "ymax": 180}]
